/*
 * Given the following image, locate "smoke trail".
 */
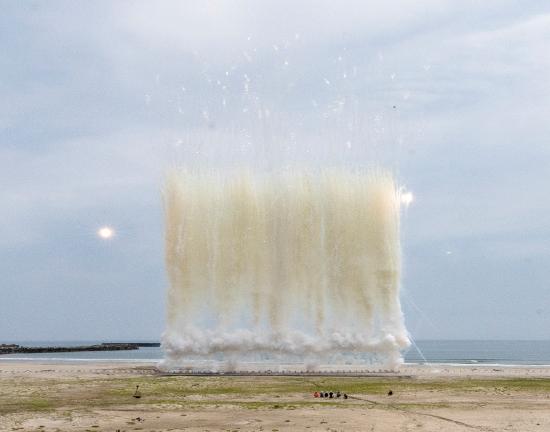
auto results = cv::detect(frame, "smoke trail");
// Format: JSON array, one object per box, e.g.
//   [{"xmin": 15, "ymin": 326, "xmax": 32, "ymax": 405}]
[{"xmin": 162, "ymin": 169, "xmax": 410, "ymax": 370}]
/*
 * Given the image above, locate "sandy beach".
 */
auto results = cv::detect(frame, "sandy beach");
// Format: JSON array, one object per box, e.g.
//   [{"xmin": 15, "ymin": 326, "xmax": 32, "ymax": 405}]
[{"xmin": 1, "ymin": 361, "xmax": 549, "ymax": 431}]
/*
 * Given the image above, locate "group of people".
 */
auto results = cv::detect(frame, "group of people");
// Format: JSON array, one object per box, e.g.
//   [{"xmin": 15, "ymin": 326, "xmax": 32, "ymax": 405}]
[{"xmin": 313, "ymin": 391, "xmax": 348, "ymax": 399}]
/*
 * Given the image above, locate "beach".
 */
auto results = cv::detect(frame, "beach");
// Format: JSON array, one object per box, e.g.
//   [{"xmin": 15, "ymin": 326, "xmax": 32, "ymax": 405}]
[{"xmin": 1, "ymin": 362, "xmax": 549, "ymax": 431}]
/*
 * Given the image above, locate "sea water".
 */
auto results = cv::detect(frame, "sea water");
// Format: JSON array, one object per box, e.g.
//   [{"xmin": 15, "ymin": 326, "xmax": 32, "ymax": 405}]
[{"xmin": 2, "ymin": 340, "xmax": 550, "ymax": 365}]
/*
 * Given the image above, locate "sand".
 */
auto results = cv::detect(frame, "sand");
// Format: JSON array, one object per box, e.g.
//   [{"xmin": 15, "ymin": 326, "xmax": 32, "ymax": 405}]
[{"xmin": 1, "ymin": 361, "xmax": 549, "ymax": 431}]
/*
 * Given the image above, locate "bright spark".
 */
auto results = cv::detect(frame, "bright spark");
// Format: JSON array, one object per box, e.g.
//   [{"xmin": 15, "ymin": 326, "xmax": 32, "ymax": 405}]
[
  {"xmin": 97, "ymin": 226, "xmax": 115, "ymax": 239},
  {"xmin": 401, "ymin": 191, "xmax": 414, "ymax": 207}
]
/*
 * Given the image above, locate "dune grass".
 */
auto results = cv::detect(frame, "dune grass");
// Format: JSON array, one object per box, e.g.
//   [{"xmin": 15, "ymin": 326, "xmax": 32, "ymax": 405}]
[{"xmin": 1, "ymin": 374, "xmax": 549, "ymax": 415}]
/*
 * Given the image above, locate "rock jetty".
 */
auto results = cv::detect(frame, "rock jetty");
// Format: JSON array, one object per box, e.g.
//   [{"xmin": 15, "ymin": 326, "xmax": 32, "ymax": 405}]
[{"xmin": 0, "ymin": 343, "xmax": 141, "ymax": 355}]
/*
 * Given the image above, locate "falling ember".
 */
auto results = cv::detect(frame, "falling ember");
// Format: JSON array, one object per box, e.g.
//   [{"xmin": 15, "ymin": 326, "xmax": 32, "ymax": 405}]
[{"xmin": 161, "ymin": 169, "xmax": 410, "ymax": 371}]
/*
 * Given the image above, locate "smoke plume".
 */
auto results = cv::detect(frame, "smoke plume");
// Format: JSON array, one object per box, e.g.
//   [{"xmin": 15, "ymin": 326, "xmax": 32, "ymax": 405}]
[{"xmin": 162, "ymin": 169, "xmax": 409, "ymax": 370}]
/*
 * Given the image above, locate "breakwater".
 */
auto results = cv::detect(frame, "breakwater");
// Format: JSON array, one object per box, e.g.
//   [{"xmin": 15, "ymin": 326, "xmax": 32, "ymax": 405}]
[{"xmin": 0, "ymin": 343, "xmax": 157, "ymax": 355}]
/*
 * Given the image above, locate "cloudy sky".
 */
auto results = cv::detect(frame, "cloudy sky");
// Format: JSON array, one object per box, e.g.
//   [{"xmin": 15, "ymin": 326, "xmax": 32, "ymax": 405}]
[{"xmin": 2, "ymin": 1, "xmax": 549, "ymax": 342}]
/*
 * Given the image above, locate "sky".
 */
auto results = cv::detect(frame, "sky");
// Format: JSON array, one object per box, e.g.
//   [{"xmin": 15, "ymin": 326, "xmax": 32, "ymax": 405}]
[{"xmin": 1, "ymin": 0, "xmax": 550, "ymax": 342}]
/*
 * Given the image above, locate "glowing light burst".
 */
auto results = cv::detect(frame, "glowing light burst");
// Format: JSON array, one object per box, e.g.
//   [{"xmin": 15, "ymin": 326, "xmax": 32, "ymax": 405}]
[
  {"xmin": 97, "ymin": 226, "xmax": 115, "ymax": 239},
  {"xmin": 400, "ymin": 191, "xmax": 414, "ymax": 207}
]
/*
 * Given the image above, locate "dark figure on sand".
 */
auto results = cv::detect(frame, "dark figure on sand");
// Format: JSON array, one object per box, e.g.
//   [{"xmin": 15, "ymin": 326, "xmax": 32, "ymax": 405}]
[{"xmin": 314, "ymin": 390, "xmax": 348, "ymax": 400}]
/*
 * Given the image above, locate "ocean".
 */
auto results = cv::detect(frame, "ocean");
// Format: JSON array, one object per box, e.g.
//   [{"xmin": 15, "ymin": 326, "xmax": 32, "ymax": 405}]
[{"xmin": 1, "ymin": 340, "xmax": 550, "ymax": 365}]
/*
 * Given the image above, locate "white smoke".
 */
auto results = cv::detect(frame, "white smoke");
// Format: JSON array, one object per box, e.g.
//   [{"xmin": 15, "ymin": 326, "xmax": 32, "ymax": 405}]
[{"xmin": 161, "ymin": 169, "xmax": 410, "ymax": 371}]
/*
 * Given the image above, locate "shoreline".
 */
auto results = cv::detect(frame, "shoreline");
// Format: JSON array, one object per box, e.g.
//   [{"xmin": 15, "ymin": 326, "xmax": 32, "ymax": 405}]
[
  {"xmin": 2, "ymin": 360, "xmax": 550, "ymax": 378},
  {"xmin": 2, "ymin": 357, "xmax": 550, "ymax": 367}
]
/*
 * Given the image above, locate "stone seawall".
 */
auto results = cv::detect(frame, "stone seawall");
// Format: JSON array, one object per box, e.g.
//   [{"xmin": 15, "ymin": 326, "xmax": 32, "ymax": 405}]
[{"xmin": 0, "ymin": 343, "xmax": 140, "ymax": 354}]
